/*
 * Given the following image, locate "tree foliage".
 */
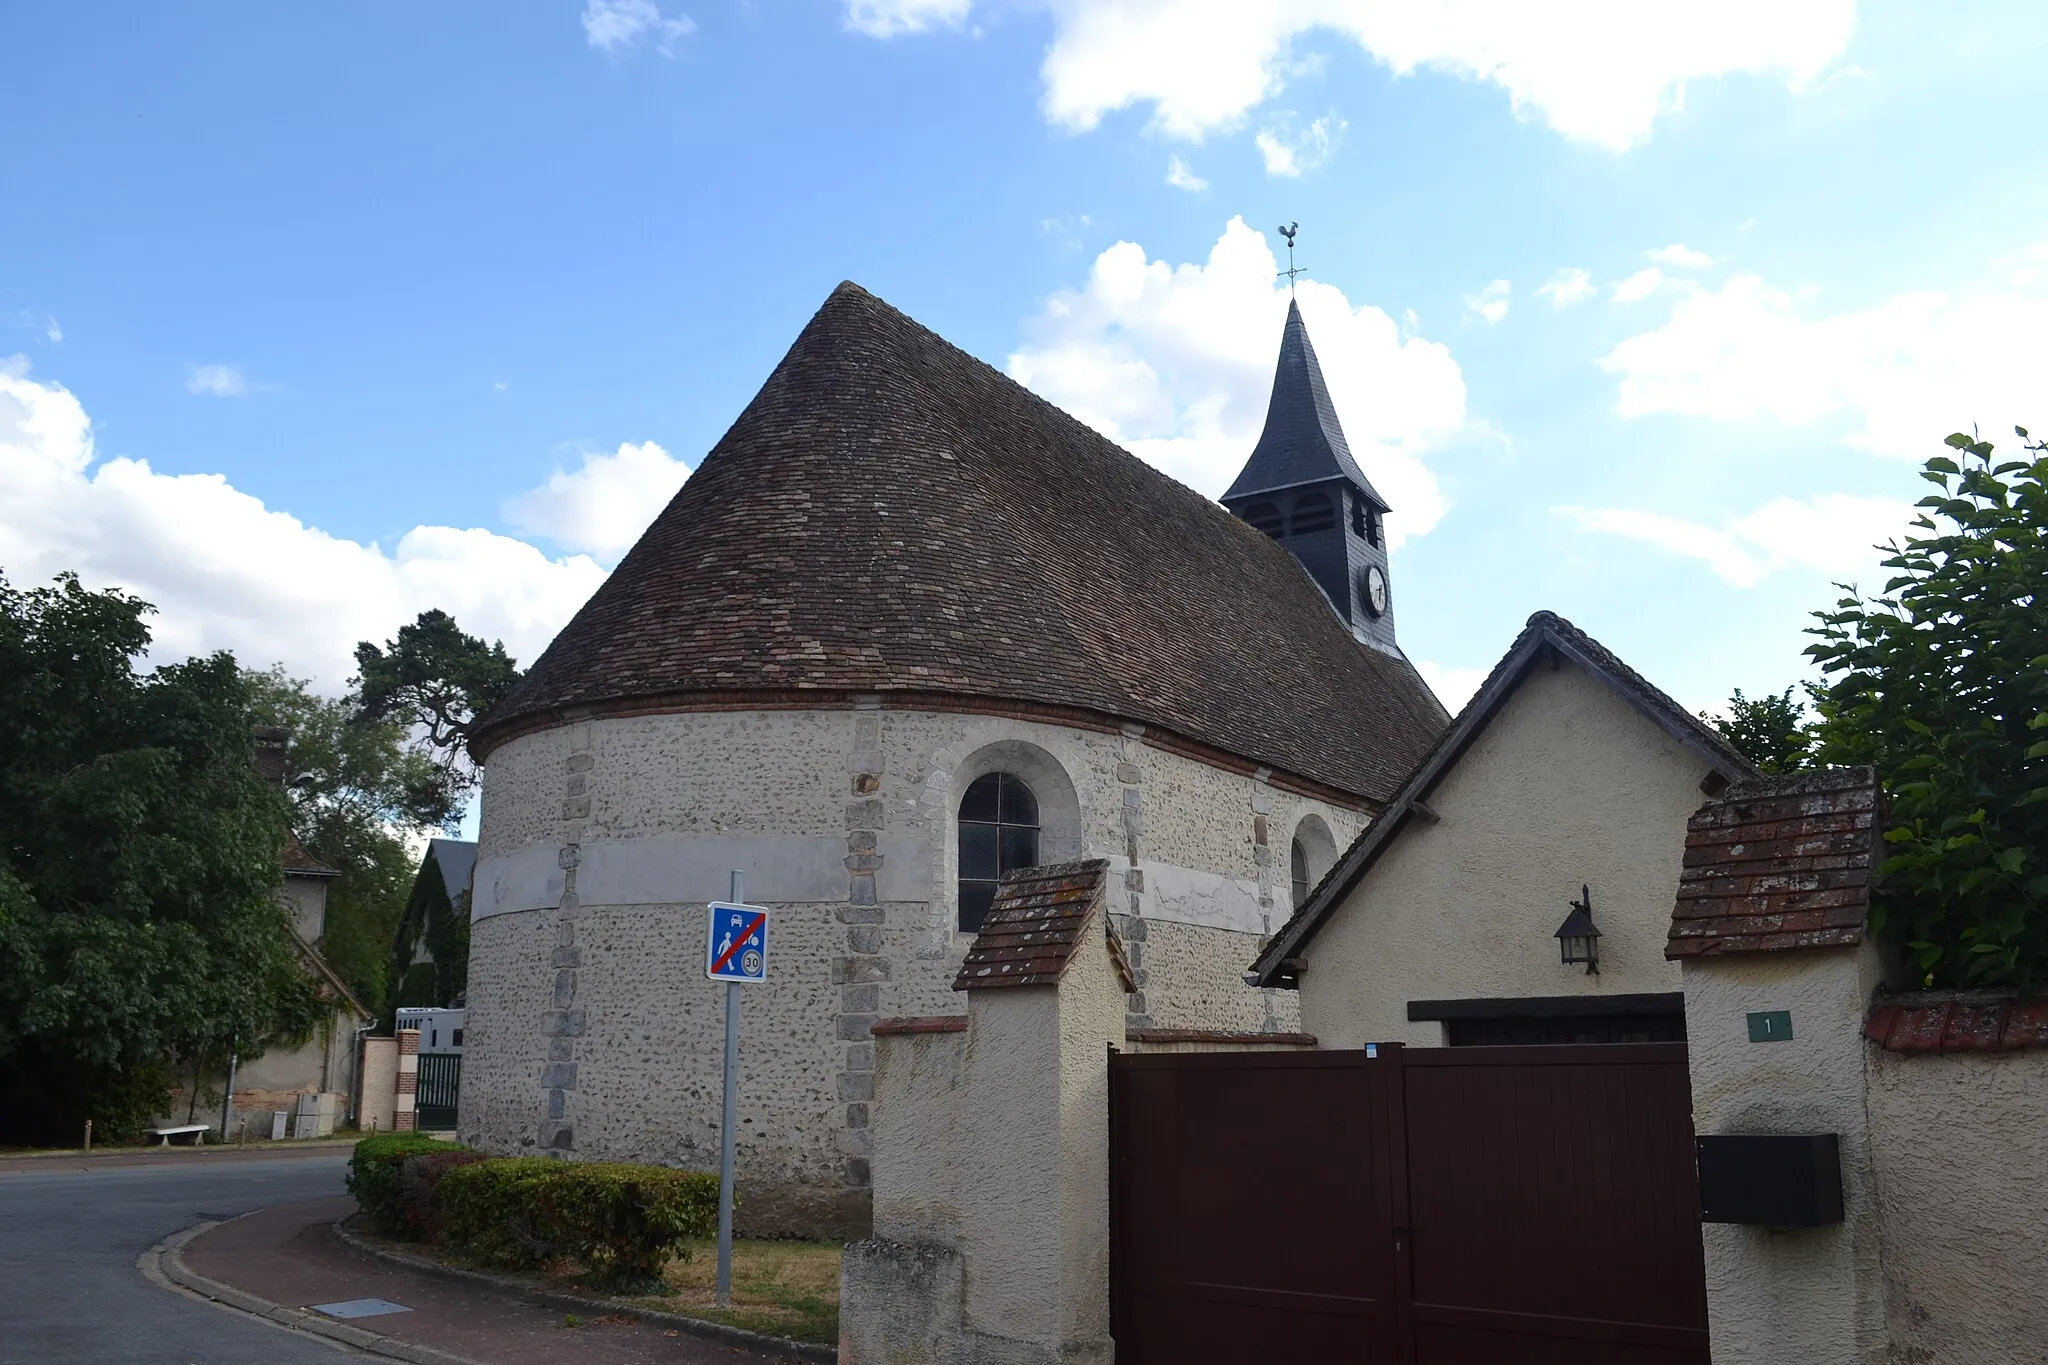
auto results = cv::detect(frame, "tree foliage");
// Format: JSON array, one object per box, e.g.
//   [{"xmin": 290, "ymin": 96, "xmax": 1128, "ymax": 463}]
[
  {"xmin": 353, "ymin": 610, "xmax": 521, "ymax": 797},
  {"xmin": 0, "ymin": 574, "xmax": 324, "ymax": 1143},
  {"xmin": 1705, "ymin": 686, "xmax": 1814, "ymax": 775},
  {"xmin": 1806, "ymin": 430, "xmax": 2048, "ymax": 990},
  {"xmin": 245, "ymin": 668, "xmax": 450, "ymax": 1017}
]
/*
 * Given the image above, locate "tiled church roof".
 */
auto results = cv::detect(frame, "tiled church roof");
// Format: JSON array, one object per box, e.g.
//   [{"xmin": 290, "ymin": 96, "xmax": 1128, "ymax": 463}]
[{"xmin": 473, "ymin": 282, "xmax": 1448, "ymax": 802}]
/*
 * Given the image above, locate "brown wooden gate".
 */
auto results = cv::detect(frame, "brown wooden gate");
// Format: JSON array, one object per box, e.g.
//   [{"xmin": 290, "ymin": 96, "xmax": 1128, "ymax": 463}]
[{"xmin": 1110, "ymin": 1043, "xmax": 1707, "ymax": 1364}]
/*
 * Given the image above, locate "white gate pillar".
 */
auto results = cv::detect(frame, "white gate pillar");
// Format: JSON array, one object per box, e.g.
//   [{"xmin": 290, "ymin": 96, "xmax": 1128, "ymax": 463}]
[{"xmin": 842, "ymin": 860, "xmax": 1131, "ymax": 1364}]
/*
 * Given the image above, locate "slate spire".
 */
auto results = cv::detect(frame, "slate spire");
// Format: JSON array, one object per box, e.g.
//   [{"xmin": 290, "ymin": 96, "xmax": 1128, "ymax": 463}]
[
  {"xmin": 1222, "ymin": 298, "xmax": 1401, "ymax": 654},
  {"xmin": 1223, "ymin": 299, "xmax": 1388, "ymax": 509}
]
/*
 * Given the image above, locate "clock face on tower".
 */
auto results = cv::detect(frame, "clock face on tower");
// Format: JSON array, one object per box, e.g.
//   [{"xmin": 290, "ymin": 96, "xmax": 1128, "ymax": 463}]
[{"xmin": 1363, "ymin": 564, "xmax": 1389, "ymax": 618}]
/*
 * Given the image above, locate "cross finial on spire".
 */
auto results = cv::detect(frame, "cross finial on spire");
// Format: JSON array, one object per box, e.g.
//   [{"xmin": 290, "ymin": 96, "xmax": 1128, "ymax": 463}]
[{"xmin": 1276, "ymin": 222, "xmax": 1304, "ymax": 295}]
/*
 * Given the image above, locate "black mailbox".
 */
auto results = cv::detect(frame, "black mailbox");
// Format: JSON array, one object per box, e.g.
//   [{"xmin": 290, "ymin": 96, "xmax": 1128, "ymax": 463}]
[{"xmin": 1697, "ymin": 1133, "xmax": 1843, "ymax": 1226}]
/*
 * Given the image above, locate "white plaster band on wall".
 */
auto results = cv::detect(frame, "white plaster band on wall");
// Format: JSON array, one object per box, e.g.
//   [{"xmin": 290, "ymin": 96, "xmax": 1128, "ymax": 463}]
[
  {"xmin": 471, "ymin": 838, "xmax": 1272, "ymax": 938},
  {"xmin": 1128, "ymin": 859, "xmax": 1270, "ymax": 937},
  {"xmin": 471, "ymin": 835, "xmax": 936, "ymax": 920}
]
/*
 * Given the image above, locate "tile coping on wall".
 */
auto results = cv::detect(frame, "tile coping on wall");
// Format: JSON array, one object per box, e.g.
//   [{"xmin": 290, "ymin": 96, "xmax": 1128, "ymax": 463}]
[
  {"xmin": 1865, "ymin": 994, "xmax": 2048, "ymax": 1053},
  {"xmin": 869, "ymin": 1016, "xmax": 970, "ymax": 1036},
  {"xmin": 868, "ymin": 1015, "xmax": 1317, "ymax": 1048},
  {"xmin": 1123, "ymin": 1028, "xmax": 1317, "ymax": 1046}
]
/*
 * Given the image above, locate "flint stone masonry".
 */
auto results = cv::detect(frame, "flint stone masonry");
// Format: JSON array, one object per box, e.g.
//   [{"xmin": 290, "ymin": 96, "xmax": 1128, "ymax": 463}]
[{"xmin": 463, "ymin": 705, "xmax": 1361, "ymax": 1235}]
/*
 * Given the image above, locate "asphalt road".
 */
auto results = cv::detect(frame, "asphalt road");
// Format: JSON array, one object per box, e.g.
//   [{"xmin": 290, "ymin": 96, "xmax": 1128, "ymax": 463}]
[{"xmin": 0, "ymin": 1149, "xmax": 356, "ymax": 1364}]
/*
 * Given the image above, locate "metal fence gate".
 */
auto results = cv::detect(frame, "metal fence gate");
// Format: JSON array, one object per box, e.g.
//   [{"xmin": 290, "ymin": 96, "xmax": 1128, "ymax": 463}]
[
  {"xmin": 1109, "ymin": 1042, "xmax": 1708, "ymax": 1364},
  {"xmin": 415, "ymin": 1052, "xmax": 461, "ymax": 1131}
]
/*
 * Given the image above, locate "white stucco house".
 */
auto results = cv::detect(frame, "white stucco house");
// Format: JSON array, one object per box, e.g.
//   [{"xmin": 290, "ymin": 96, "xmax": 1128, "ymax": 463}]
[{"xmin": 1249, "ymin": 610, "xmax": 1762, "ymax": 1042}]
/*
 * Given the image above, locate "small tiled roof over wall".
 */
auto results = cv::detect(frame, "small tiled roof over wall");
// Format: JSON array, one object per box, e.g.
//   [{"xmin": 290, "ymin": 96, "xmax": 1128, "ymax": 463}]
[
  {"xmin": 1667, "ymin": 766, "xmax": 1882, "ymax": 959},
  {"xmin": 953, "ymin": 859, "xmax": 1135, "ymax": 992}
]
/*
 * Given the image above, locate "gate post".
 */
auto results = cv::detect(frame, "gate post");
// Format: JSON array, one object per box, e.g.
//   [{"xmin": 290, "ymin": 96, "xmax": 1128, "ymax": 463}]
[
  {"xmin": 393, "ymin": 1028, "xmax": 420, "ymax": 1132},
  {"xmin": 842, "ymin": 860, "xmax": 1131, "ymax": 1364},
  {"xmin": 1668, "ymin": 768, "xmax": 1889, "ymax": 1364}
]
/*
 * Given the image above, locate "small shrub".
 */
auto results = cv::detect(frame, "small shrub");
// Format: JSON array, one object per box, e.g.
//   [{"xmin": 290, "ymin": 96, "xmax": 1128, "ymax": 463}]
[
  {"xmin": 346, "ymin": 1133, "xmax": 468, "ymax": 1235},
  {"xmin": 438, "ymin": 1159, "xmax": 720, "ymax": 1292},
  {"xmin": 395, "ymin": 1149, "xmax": 490, "ymax": 1240}
]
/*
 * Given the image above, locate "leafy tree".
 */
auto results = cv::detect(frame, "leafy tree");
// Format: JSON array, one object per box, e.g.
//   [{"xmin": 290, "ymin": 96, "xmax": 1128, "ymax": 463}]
[
  {"xmin": 1705, "ymin": 686, "xmax": 1814, "ymax": 774},
  {"xmin": 1807, "ymin": 429, "xmax": 2048, "ymax": 990},
  {"xmin": 0, "ymin": 574, "xmax": 324, "ymax": 1143},
  {"xmin": 245, "ymin": 668, "xmax": 452, "ymax": 1016},
  {"xmin": 353, "ymin": 610, "xmax": 521, "ymax": 798}
]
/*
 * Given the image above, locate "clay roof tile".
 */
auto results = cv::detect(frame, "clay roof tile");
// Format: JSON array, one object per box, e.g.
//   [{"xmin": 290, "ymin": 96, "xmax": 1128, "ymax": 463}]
[{"xmin": 471, "ymin": 282, "xmax": 1446, "ymax": 803}]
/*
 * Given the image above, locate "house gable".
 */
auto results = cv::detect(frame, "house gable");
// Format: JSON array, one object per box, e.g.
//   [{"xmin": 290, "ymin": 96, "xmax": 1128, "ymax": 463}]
[
  {"xmin": 1292, "ymin": 655, "xmax": 1737, "ymax": 1047},
  {"xmin": 1250, "ymin": 611, "xmax": 1754, "ymax": 990},
  {"xmin": 1245, "ymin": 612, "xmax": 1758, "ymax": 1048}
]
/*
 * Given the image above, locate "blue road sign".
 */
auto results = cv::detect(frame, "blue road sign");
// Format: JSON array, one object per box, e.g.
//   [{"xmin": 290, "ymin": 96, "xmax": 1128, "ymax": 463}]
[{"xmin": 706, "ymin": 902, "xmax": 769, "ymax": 983}]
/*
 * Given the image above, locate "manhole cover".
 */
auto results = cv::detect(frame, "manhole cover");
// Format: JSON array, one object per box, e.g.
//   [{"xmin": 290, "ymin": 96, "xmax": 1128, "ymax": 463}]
[{"xmin": 312, "ymin": 1298, "xmax": 412, "ymax": 1320}]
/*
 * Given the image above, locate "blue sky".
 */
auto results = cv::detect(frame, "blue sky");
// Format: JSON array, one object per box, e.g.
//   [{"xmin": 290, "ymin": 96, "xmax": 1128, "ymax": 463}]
[{"xmin": 6, "ymin": 1, "xmax": 2048, "ymax": 725}]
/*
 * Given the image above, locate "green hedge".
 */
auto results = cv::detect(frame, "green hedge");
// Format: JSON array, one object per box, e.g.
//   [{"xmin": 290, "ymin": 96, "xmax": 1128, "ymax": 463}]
[
  {"xmin": 438, "ymin": 1157, "xmax": 720, "ymax": 1291},
  {"xmin": 395, "ymin": 1149, "xmax": 490, "ymax": 1241},
  {"xmin": 346, "ymin": 1133, "xmax": 469, "ymax": 1233},
  {"xmin": 345, "ymin": 1137, "xmax": 721, "ymax": 1292}
]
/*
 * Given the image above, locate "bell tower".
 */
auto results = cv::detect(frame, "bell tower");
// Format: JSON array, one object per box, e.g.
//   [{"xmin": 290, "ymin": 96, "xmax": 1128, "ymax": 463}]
[{"xmin": 1222, "ymin": 298, "xmax": 1399, "ymax": 655}]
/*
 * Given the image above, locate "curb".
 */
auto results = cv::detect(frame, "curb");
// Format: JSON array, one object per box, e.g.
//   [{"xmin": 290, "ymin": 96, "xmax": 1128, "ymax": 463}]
[
  {"xmin": 4, "ymin": 1139, "xmax": 359, "ymax": 1170},
  {"xmin": 142, "ymin": 1215, "xmax": 489, "ymax": 1365},
  {"xmin": 330, "ymin": 1217, "xmax": 836, "ymax": 1364}
]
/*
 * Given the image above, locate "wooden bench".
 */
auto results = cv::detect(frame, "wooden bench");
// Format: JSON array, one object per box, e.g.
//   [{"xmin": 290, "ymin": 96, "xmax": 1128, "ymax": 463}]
[{"xmin": 147, "ymin": 1124, "xmax": 211, "ymax": 1146}]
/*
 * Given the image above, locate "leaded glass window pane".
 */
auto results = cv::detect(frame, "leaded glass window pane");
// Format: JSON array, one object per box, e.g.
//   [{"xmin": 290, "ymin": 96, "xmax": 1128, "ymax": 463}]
[{"xmin": 958, "ymin": 771, "xmax": 1042, "ymax": 933}]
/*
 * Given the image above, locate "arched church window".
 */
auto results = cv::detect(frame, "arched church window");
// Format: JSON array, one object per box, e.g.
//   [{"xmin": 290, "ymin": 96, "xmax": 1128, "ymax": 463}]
[
  {"xmin": 1243, "ymin": 501, "xmax": 1283, "ymax": 538},
  {"xmin": 958, "ymin": 772, "xmax": 1040, "ymax": 934},
  {"xmin": 1290, "ymin": 837, "xmax": 1310, "ymax": 909},
  {"xmin": 1291, "ymin": 491, "xmax": 1336, "ymax": 534}
]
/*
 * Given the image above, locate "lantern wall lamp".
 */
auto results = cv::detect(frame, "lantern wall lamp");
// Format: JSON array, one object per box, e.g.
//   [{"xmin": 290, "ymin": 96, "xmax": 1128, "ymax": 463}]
[{"xmin": 1554, "ymin": 884, "xmax": 1601, "ymax": 975}]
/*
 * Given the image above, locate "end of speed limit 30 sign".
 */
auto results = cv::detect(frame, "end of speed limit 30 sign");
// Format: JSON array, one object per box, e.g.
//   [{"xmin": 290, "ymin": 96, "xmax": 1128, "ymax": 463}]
[{"xmin": 706, "ymin": 902, "xmax": 769, "ymax": 983}]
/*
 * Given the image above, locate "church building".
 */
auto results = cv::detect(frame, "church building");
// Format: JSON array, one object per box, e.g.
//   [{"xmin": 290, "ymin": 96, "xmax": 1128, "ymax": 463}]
[{"xmin": 460, "ymin": 281, "xmax": 1448, "ymax": 1234}]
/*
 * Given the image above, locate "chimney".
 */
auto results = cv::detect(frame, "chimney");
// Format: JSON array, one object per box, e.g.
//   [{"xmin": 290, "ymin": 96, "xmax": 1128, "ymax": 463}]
[{"xmin": 253, "ymin": 727, "xmax": 289, "ymax": 786}]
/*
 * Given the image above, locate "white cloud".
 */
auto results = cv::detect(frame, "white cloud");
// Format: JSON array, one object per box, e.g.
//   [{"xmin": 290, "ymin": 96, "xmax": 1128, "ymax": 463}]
[
  {"xmin": 1164, "ymin": 155, "xmax": 1209, "ymax": 191},
  {"xmin": 1417, "ymin": 660, "xmax": 1489, "ymax": 712},
  {"xmin": 187, "ymin": 363, "xmax": 252, "ymax": 397},
  {"xmin": 1254, "ymin": 114, "xmax": 1344, "ymax": 176},
  {"xmin": 1612, "ymin": 267, "xmax": 1665, "ymax": 303},
  {"xmin": 0, "ymin": 356, "xmax": 606, "ymax": 692},
  {"xmin": 1559, "ymin": 493, "xmax": 1914, "ymax": 588},
  {"xmin": 1007, "ymin": 217, "xmax": 1467, "ymax": 546},
  {"xmin": 1648, "ymin": 243, "xmax": 1715, "ymax": 269},
  {"xmin": 1465, "ymin": 279, "xmax": 1511, "ymax": 325},
  {"xmin": 502, "ymin": 440, "xmax": 691, "ymax": 560},
  {"xmin": 843, "ymin": 0, "xmax": 969, "ymax": 37},
  {"xmin": 583, "ymin": 0, "xmax": 694, "ymax": 53},
  {"xmin": 43, "ymin": 317, "xmax": 61, "ymax": 345},
  {"xmin": 1600, "ymin": 255, "xmax": 2048, "ymax": 457},
  {"xmin": 1023, "ymin": 0, "xmax": 1857, "ymax": 150},
  {"xmin": 1536, "ymin": 268, "xmax": 1596, "ymax": 308}
]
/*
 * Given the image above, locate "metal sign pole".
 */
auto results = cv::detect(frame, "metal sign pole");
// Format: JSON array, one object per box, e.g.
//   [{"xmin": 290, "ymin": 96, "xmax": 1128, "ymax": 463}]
[{"xmin": 716, "ymin": 869, "xmax": 742, "ymax": 1307}]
